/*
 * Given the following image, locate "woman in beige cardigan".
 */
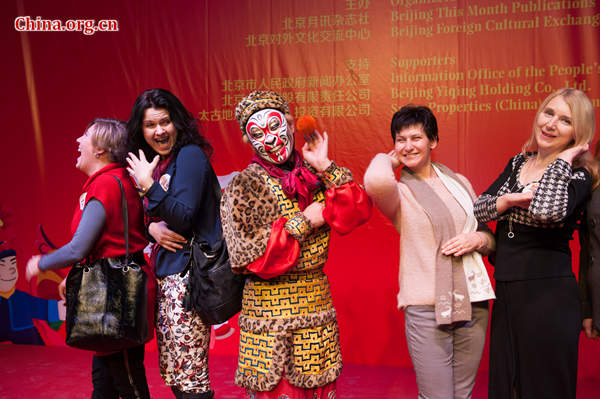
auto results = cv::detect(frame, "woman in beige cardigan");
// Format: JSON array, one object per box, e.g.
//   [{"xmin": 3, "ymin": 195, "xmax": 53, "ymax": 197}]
[{"xmin": 364, "ymin": 105, "xmax": 495, "ymax": 399}]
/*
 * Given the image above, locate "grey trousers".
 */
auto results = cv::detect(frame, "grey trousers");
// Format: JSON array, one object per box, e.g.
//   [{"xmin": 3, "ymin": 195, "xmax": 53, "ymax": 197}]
[{"xmin": 404, "ymin": 302, "xmax": 489, "ymax": 399}]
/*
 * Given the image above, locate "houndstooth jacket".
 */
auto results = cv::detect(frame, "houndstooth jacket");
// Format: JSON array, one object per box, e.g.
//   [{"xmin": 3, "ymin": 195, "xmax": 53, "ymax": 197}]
[{"xmin": 474, "ymin": 153, "xmax": 590, "ymax": 229}]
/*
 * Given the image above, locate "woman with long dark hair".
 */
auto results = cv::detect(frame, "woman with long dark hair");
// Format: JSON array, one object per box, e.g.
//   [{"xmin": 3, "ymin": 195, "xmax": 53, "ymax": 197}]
[{"xmin": 126, "ymin": 88, "xmax": 220, "ymax": 399}]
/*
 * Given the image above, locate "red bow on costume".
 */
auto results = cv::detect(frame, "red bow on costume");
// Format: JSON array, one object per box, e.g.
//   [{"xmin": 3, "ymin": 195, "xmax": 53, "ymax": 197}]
[{"xmin": 251, "ymin": 151, "xmax": 320, "ymax": 210}]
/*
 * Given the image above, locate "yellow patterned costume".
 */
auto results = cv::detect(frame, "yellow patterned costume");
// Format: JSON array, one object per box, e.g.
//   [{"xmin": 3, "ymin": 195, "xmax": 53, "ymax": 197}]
[{"xmin": 221, "ymin": 161, "xmax": 353, "ymax": 391}]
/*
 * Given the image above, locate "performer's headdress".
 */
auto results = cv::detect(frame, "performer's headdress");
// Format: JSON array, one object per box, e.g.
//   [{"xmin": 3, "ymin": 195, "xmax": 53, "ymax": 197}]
[{"xmin": 235, "ymin": 91, "xmax": 290, "ymax": 135}]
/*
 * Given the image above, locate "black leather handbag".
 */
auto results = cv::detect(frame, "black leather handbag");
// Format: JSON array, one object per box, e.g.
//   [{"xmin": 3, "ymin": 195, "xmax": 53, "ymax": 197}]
[
  {"xmin": 182, "ymin": 236, "xmax": 245, "ymax": 325},
  {"xmin": 182, "ymin": 173, "xmax": 245, "ymax": 325},
  {"xmin": 65, "ymin": 176, "xmax": 148, "ymax": 351}
]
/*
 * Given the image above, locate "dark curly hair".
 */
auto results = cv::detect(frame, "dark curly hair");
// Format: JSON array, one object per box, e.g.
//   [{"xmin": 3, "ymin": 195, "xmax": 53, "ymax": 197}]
[
  {"xmin": 390, "ymin": 104, "xmax": 439, "ymax": 143},
  {"xmin": 124, "ymin": 88, "xmax": 212, "ymax": 161}
]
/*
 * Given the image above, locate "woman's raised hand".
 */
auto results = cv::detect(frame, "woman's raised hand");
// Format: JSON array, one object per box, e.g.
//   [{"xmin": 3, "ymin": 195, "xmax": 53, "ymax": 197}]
[
  {"xmin": 126, "ymin": 149, "xmax": 159, "ymax": 191},
  {"xmin": 388, "ymin": 150, "xmax": 402, "ymax": 169},
  {"xmin": 558, "ymin": 143, "xmax": 589, "ymax": 165}
]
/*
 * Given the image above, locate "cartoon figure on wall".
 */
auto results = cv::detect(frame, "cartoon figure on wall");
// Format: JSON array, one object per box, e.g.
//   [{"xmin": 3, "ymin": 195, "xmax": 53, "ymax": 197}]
[
  {"xmin": 0, "ymin": 206, "xmax": 66, "ymax": 345},
  {"xmin": 0, "ymin": 240, "xmax": 66, "ymax": 345}
]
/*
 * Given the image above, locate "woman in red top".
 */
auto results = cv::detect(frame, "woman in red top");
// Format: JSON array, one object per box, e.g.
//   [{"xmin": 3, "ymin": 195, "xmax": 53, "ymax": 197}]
[{"xmin": 26, "ymin": 118, "xmax": 153, "ymax": 399}]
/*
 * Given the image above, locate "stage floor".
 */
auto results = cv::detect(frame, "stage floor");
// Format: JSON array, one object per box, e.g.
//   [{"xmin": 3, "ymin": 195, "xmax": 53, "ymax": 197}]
[{"xmin": 0, "ymin": 344, "xmax": 598, "ymax": 398}]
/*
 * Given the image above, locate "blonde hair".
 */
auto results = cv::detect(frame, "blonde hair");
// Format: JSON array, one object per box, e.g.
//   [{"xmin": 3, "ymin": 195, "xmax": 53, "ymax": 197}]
[
  {"xmin": 521, "ymin": 88, "xmax": 599, "ymax": 188},
  {"xmin": 86, "ymin": 118, "xmax": 127, "ymax": 163}
]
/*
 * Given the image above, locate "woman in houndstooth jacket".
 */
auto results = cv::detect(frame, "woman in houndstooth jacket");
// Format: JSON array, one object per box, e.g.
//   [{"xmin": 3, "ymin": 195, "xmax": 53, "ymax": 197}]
[{"xmin": 474, "ymin": 88, "xmax": 599, "ymax": 399}]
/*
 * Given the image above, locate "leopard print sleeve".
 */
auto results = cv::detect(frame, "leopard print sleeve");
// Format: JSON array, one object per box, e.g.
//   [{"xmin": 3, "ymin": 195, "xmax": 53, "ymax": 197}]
[
  {"xmin": 284, "ymin": 212, "xmax": 313, "ymax": 242},
  {"xmin": 221, "ymin": 165, "xmax": 280, "ymax": 272}
]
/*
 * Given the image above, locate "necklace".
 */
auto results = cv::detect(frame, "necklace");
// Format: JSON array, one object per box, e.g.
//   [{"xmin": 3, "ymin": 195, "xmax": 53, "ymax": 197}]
[
  {"xmin": 520, "ymin": 154, "xmax": 553, "ymax": 184},
  {"xmin": 507, "ymin": 180, "xmax": 519, "ymax": 239},
  {"xmin": 506, "ymin": 158, "xmax": 526, "ymax": 240},
  {"xmin": 506, "ymin": 155, "xmax": 546, "ymax": 239}
]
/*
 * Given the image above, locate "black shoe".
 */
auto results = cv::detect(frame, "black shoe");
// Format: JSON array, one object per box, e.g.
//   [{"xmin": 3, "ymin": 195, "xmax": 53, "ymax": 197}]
[
  {"xmin": 171, "ymin": 388, "xmax": 214, "ymax": 399},
  {"xmin": 185, "ymin": 390, "xmax": 214, "ymax": 399},
  {"xmin": 170, "ymin": 386, "xmax": 183, "ymax": 399}
]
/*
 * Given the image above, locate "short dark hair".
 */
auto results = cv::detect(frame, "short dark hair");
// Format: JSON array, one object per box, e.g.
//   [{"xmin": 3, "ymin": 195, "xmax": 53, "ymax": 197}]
[
  {"xmin": 390, "ymin": 105, "xmax": 438, "ymax": 143},
  {"xmin": 125, "ymin": 88, "xmax": 212, "ymax": 161}
]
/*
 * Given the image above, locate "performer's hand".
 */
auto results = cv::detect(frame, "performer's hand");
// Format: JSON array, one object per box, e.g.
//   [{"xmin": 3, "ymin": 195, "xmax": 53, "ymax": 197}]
[
  {"xmin": 388, "ymin": 150, "xmax": 402, "ymax": 169},
  {"xmin": 58, "ymin": 278, "xmax": 67, "ymax": 301},
  {"xmin": 583, "ymin": 318, "xmax": 599, "ymax": 339},
  {"xmin": 441, "ymin": 232, "xmax": 483, "ymax": 257},
  {"xmin": 126, "ymin": 149, "xmax": 159, "ymax": 192},
  {"xmin": 25, "ymin": 255, "xmax": 42, "ymax": 281},
  {"xmin": 496, "ymin": 192, "xmax": 533, "ymax": 214},
  {"xmin": 149, "ymin": 221, "xmax": 187, "ymax": 252},
  {"xmin": 302, "ymin": 130, "xmax": 332, "ymax": 172},
  {"xmin": 303, "ymin": 202, "xmax": 325, "ymax": 229},
  {"xmin": 557, "ymin": 143, "xmax": 589, "ymax": 165}
]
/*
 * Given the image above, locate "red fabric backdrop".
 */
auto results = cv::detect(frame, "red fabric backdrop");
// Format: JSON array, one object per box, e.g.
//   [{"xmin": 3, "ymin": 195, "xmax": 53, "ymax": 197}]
[{"xmin": 3, "ymin": 0, "xmax": 600, "ymax": 377}]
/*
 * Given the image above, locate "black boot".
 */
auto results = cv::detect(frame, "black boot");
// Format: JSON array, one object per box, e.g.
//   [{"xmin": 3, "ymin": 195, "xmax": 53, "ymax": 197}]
[
  {"xmin": 182, "ymin": 390, "xmax": 214, "ymax": 399},
  {"xmin": 170, "ymin": 386, "xmax": 183, "ymax": 399},
  {"xmin": 171, "ymin": 387, "xmax": 214, "ymax": 399}
]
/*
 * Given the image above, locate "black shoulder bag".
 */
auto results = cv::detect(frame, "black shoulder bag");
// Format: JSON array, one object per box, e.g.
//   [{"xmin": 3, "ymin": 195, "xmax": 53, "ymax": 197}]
[
  {"xmin": 65, "ymin": 176, "xmax": 149, "ymax": 351},
  {"xmin": 182, "ymin": 180, "xmax": 245, "ymax": 325}
]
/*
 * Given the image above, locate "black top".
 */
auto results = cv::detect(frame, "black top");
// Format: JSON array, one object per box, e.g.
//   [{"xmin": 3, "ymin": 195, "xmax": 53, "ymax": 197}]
[
  {"xmin": 145, "ymin": 144, "xmax": 222, "ymax": 278},
  {"xmin": 474, "ymin": 154, "xmax": 591, "ymax": 281}
]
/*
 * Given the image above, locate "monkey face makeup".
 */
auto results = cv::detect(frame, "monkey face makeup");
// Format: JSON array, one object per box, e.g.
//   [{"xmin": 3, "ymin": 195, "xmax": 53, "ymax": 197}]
[{"xmin": 245, "ymin": 109, "xmax": 294, "ymax": 164}]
